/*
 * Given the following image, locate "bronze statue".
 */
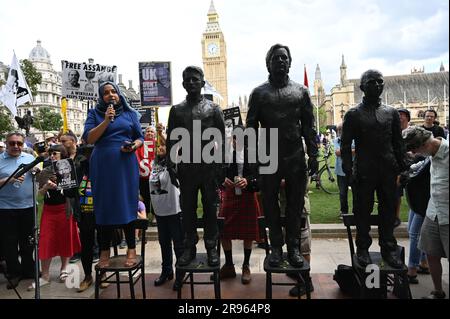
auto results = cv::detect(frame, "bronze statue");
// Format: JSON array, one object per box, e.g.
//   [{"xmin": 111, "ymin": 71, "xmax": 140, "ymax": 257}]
[
  {"xmin": 15, "ymin": 110, "xmax": 34, "ymax": 136},
  {"xmin": 341, "ymin": 69, "xmax": 407, "ymax": 269},
  {"xmin": 246, "ymin": 44, "xmax": 318, "ymax": 267},
  {"xmin": 167, "ymin": 66, "xmax": 225, "ymax": 267}
]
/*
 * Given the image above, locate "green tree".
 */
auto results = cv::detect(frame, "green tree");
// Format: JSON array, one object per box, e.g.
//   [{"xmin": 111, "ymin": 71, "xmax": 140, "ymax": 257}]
[
  {"xmin": 20, "ymin": 59, "xmax": 42, "ymax": 96},
  {"xmin": 318, "ymin": 106, "xmax": 328, "ymax": 134},
  {"xmin": 0, "ymin": 112, "xmax": 15, "ymax": 139},
  {"xmin": 32, "ymin": 107, "xmax": 62, "ymax": 132}
]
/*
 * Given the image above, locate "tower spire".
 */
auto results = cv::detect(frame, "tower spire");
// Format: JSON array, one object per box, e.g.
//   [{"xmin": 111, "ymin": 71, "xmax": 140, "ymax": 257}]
[
  {"xmin": 341, "ymin": 54, "xmax": 346, "ymax": 68},
  {"xmin": 340, "ymin": 54, "xmax": 347, "ymax": 85},
  {"xmin": 315, "ymin": 64, "xmax": 321, "ymax": 81},
  {"xmin": 208, "ymin": 0, "xmax": 217, "ymax": 14}
]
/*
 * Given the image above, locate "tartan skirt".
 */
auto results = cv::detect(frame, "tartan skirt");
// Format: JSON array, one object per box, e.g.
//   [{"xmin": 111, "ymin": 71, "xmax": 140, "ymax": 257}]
[{"xmin": 218, "ymin": 188, "xmax": 261, "ymax": 241}]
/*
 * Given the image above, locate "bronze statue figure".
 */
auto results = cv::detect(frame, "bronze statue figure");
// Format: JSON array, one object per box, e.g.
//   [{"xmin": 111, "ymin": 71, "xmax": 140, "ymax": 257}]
[
  {"xmin": 15, "ymin": 110, "xmax": 34, "ymax": 136},
  {"xmin": 246, "ymin": 44, "xmax": 318, "ymax": 267},
  {"xmin": 341, "ymin": 69, "xmax": 407, "ymax": 269},
  {"xmin": 167, "ymin": 66, "xmax": 225, "ymax": 267}
]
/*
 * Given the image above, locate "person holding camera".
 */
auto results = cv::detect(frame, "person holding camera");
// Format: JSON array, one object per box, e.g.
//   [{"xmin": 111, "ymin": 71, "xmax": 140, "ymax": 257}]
[{"xmin": 83, "ymin": 81, "xmax": 143, "ymax": 268}]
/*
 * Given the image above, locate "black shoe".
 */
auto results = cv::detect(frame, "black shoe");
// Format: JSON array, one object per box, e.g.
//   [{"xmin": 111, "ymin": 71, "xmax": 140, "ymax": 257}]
[
  {"xmin": 287, "ymin": 249, "xmax": 304, "ymax": 268},
  {"xmin": 178, "ymin": 247, "xmax": 196, "ymax": 266},
  {"xmin": 393, "ymin": 218, "xmax": 401, "ymax": 228},
  {"xmin": 417, "ymin": 265, "xmax": 430, "ymax": 274},
  {"xmin": 154, "ymin": 271, "xmax": 174, "ymax": 286},
  {"xmin": 268, "ymin": 247, "xmax": 283, "ymax": 267},
  {"xmin": 407, "ymin": 275, "xmax": 419, "ymax": 284},
  {"xmin": 381, "ymin": 250, "xmax": 403, "ymax": 269},
  {"xmin": 257, "ymin": 242, "xmax": 270, "ymax": 250},
  {"xmin": 356, "ymin": 249, "xmax": 372, "ymax": 267},
  {"xmin": 172, "ymin": 278, "xmax": 183, "ymax": 291},
  {"xmin": 422, "ymin": 290, "xmax": 446, "ymax": 299},
  {"xmin": 289, "ymin": 280, "xmax": 314, "ymax": 297},
  {"xmin": 207, "ymin": 248, "xmax": 219, "ymax": 267},
  {"xmin": 69, "ymin": 254, "xmax": 81, "ymax": 263},
  {"xmin": 6, "ymin": 276, "xmax": 21, "ymax": 290}
]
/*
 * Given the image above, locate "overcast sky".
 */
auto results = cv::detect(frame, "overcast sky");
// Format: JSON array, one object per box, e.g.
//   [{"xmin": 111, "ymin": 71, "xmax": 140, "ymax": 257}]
[{"xmin": 1, "ymin": 0, "xmax": 448, "ymax": 115}]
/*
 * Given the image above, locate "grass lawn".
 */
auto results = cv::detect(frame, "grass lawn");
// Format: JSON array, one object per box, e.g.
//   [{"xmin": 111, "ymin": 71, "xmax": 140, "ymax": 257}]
[
  {"xmin": 194, "ymin": 185, "xmax": 410, "ymax": 224},
  {"xmin": 308, "ymin": 186, "xmax": 410, "ymax": 224}
]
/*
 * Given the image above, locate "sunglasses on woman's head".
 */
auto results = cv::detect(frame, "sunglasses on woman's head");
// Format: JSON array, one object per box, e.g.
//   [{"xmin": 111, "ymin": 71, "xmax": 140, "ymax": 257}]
[{"xmin": 8, "ymin": 141, "xmax": 24, "ymax": 147}]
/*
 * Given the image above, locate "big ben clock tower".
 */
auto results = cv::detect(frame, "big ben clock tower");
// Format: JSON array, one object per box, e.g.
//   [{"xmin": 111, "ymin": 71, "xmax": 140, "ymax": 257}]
[{"xmin": 202, "ymin": 0, "xmax": 228, "ymax": 108}]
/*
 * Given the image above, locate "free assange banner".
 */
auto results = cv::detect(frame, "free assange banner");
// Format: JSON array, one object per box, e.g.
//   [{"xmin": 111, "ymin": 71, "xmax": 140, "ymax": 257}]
[
  {"xmin": 52, "ymin": 158, "xmax": 77, "ymax": 190},
  {"xmin": 223, "ymin": 106, "xmax": 243, "ymax": 139},
  {"xmin": 139, "ymin": 62, "xmax": 172, "ymax": 106},
  {"xmin": 61, "ymin": 60, "xmax": 117, "ymax": 101}
]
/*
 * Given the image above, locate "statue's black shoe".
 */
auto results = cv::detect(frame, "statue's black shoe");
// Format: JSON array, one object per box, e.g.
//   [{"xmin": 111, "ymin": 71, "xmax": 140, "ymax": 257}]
[
  {"xmin": 268, "ymin": 247, "xmax": 283, "ymax": 267},
  {"xmin": 154, "ymin": 271, "xmax": 174, "ymax": 286},
  {"xmin": 207, "ymin": 248, "xmax": 220, "ymax": 267},
  {"xmin": 6, "ymin": 276, "xmax": 21, "ymax": 290},
  {"xmin": 287, "ymin": 250, "xmax": 304, "ymax": 268},
  {"xmin": 356, "ymin": 249, "xmax": 372, "ymax": 267},
  {"xmin": 172, "ymin": 278, "xmax": 183, "ymax": 291},
  {"xmin": 178, "ymin": 247, "xmax": 196, "ymax": 266},
  {"xmin": 381, "ymin": 250, "xmax": 403, "ymax": 269}
]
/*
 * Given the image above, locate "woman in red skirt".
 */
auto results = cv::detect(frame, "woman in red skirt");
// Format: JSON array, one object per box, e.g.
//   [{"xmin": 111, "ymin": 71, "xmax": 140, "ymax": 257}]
[
  {"xmin": 28, "ymin": 144, "xmax": 81, "ymax": 290},
  {"xmin": 218, "ymin": 126, "xmax": 261, "ymax": 284}
]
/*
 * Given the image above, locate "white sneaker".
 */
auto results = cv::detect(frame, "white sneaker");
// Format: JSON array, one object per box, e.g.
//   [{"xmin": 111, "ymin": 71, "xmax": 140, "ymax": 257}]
[{"xmin": 27, "ymin": 278, "xmax": 50, "ymax": 291}]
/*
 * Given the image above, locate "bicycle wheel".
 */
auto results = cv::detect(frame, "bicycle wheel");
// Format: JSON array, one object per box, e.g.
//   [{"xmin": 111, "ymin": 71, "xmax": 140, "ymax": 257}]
[{"xmin": 318, "ymin": 165, "xmax": 339, "ymax": 194}]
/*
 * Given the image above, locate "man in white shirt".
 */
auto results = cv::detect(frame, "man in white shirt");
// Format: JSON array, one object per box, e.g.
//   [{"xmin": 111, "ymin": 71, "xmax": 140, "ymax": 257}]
[{"xmin": 403, "ymin": 126, "xmax": 449, "ymax": 299}]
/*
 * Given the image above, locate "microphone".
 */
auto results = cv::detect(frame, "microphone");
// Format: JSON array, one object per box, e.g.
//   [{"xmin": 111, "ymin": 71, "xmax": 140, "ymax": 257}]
[
  {"xmin": 108, "ymin": 100, "xmax": 115, "ymax": 123},
  {"xmin": 13, "ymin": 156, "xmax": 45, "ymax": 179}
]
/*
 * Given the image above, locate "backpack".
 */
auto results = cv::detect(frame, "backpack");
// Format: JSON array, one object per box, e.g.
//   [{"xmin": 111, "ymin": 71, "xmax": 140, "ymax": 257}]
[{"xmin": 333, "ymin": 264, "xmax": 360, "ymax": 298}]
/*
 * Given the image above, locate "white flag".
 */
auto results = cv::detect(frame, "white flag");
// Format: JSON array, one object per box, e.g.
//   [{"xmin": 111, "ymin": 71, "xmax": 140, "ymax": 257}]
[
  {"xmin": 203, "ymin": 80, "xmax": 223, "ymax": 100},
  {"xmin": 0, "ymin": 52, "xmax": 33, "ymax": 116}
]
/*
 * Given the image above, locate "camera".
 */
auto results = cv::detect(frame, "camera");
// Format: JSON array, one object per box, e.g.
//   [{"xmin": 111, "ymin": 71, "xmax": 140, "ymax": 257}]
[{"xmin": 33, "ymin": 141, "xmax": 47, "ymax": 154}]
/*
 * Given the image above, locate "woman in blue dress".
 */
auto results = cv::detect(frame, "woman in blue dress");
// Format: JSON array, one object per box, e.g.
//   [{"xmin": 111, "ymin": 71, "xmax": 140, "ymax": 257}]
[{"xmin": 83, "ymin": 81, "xmax": 143, "ymax": 267}]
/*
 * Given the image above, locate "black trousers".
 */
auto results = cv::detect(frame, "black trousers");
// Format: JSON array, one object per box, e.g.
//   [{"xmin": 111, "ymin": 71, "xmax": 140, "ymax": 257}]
[
  {"xmin": 78, "ymin": 212, "xmax": 97, "ymax": 277},
  {"xmin": 352, "ymin": 170, "xmax": 398, "ymax": 252},
  {"xmin": 260, "ymin": 166, "xmax": 307, "ymax": 248},
  {"xmin": 337, "ymin": 175, "xmax": 351, "ymax": 214},
  {"xmin": 155, "ymin": 213, "xmax": 184, "ymax": 274},
  {"xmin": 0, "ymin": 208, "xmax": 35, "ymax": 278},
  {"xmin": 178, "ymin": 164, "xmax": 219, "ymax": 249},
  {"xmin": 97, "ymin": 221, "xmax": 136, "ymax": 251}
]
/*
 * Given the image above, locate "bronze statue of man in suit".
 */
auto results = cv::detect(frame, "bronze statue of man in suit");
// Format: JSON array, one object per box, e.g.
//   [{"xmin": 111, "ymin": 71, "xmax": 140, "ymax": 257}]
[
  {"xmin": 167, "ymin": 66, "xmax": 225, "ymax": 267},
  {"xmin": 341, "ymin": 69, "xmax": 407, "ymax": 269},
  {"xmin": 246, "ymin": 44, "xmax": 318, "ymax": 267}
]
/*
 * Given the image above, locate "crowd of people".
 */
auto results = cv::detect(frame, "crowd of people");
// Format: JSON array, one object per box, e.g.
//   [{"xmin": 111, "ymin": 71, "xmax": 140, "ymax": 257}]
[{"xmin": 0, "ymin": 48, "xmax": 448, "ymax": 300}]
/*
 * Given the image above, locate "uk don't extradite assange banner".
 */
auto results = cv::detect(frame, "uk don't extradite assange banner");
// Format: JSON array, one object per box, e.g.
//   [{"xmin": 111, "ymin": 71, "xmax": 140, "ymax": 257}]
[
  {"xmin": 61, "ymin": 60, "xmax": 117, "ymax": 101},
  {"xmin": 139, "ymin": 62, "xmax": 172, "ymax": 106}
]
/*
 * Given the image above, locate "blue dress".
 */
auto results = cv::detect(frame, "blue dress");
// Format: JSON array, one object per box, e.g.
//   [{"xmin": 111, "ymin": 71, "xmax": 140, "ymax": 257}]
[{"xmin": 83, "ymin": 109, "xmax": 143, "ymax": 225}]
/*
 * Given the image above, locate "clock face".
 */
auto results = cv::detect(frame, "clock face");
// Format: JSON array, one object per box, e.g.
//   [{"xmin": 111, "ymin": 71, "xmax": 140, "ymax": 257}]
[{"xmin": 207, "ymin": 43, "xmax": 218, "ymax": 56}]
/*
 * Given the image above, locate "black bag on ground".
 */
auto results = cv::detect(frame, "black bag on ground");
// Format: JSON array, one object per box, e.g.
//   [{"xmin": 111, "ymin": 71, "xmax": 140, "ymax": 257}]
[{"xmin": 333, "ymin": 264, "xmax": 360, "ymax": 297}]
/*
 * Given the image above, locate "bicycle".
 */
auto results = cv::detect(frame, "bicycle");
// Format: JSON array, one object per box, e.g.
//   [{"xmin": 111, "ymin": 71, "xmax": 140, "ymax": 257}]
[{"xmin": 311, "ymin": 143, "xmax": 339, "ymax": 194}]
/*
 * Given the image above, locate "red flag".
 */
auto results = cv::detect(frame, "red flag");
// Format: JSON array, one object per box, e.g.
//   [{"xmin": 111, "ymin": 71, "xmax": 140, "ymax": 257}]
[{"xmin": 303, "ymin": 65, "xmax": 309, "ymax": 88}]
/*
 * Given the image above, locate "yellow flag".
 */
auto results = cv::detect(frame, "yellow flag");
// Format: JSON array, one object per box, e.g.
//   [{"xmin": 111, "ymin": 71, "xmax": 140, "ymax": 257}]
[{"xmin": 61, "ymin": 98, "xmax": 68, "ymax": 133}]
